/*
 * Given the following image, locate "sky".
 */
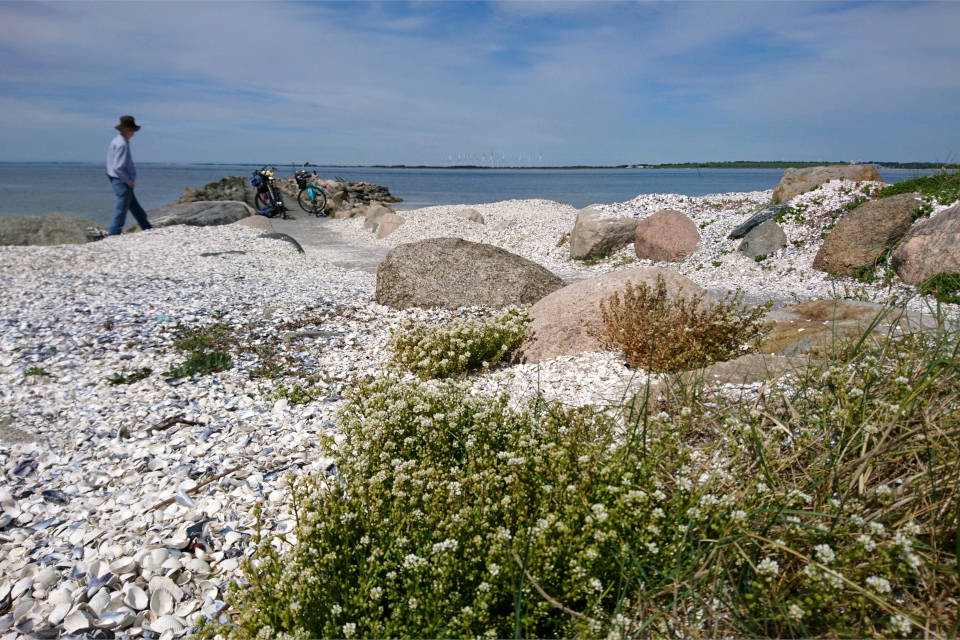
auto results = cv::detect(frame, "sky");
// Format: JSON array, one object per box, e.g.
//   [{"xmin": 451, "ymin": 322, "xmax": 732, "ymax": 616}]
[{"xmin": 1, "ymin": 1, "xmax": 958, "ymax": 166}]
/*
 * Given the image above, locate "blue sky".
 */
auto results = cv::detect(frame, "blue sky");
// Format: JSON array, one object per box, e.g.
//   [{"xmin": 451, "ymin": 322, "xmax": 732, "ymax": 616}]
[{"xmin": 1, "ymin": 1, "xmax": 958, "ymax": 165}]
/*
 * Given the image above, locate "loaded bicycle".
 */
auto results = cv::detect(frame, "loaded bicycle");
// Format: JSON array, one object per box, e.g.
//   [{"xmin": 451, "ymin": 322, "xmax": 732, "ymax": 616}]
[
  {"xmin": 251, "ymin": 167, "xmax": 287, "ymax": 219},
  {"xmin": 293, "ymin": 163, "xmax": 328, "ymax": 216}
]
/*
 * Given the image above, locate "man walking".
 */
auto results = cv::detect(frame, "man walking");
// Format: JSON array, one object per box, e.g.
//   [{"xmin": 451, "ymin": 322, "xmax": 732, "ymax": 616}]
[{"xmin": 106, "ymin": 115, "xmax": 152, "ymax": 236}]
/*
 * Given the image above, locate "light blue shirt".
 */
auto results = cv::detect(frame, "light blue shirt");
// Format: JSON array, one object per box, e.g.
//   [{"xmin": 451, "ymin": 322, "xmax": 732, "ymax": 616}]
[{"xmin": 106, "ymin": 134, "xmax": 136, "ymax": 186}]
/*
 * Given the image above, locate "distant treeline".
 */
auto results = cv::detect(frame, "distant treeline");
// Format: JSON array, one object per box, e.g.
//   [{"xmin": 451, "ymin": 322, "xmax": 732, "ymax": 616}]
[{"xmin": 367, "ymin": 161, "xmax": 959, "ymax": 170}]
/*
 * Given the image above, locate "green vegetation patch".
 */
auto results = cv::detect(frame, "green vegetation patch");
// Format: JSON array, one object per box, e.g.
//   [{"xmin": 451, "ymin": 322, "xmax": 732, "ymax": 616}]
[
  {"xmin": 594, "ymin": 276, "xmax": 771, "ymax": 372},
  {"xmin": 167, "ymin": 322, "xmax": 237, "ymax": 378},
  {"xmin": 225, "ymin": 321, "xmax": 960, "ymax": 638},
  {"xmin": 389, "ymin": 307, "xmax": 528, "ymax": 379},
  {"xmin": 874, "ymin": 171, "xmax": 960, "ymax": 217},
  {"xmin": 919, "ymin": 272, "xmax": 960, "ymax": 304},
  {"xmin": 107, "ymin": 367, "xmax": 152, "ymax": 385},
  {"xmin": 23, "ymin": 366, "xmax": 51, "ymax": 377}
]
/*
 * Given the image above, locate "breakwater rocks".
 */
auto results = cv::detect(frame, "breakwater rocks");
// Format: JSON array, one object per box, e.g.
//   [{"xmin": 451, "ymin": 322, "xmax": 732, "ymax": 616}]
[
  {"xmin": 0, "ymin": 214, "xmax": 107, "ymax": 247},
  {"xmin": 174, "ymin": 175, "xmax": 401, "ymax": 217}
]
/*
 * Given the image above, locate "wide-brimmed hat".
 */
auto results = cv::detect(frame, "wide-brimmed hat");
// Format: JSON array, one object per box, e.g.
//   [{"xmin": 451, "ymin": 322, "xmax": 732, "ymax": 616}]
[{"xmin": 115, "ymin": 115, "xmax": 141, "ymax": 132}]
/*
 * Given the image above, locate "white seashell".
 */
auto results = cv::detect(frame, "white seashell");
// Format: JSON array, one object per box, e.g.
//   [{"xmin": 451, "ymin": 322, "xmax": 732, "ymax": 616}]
[
  {"xmin": 184, "ymin": 558, "xmax": 210, "ymax": 576},
  {"xmin": 166, "ymin": 532, "xmax": 190, "ymax": 550},
  {"xmin": 218, "ymin": 558, "xmax": 239, "ymax": 573},
  {"xmin": 149, "ymin": 547, "xmax": 169, "ymax": 567},
  {"xmin": 150, "ymin": 614, "xmax": 185, "ymax": 634},
  {"xmin": 175, "ymin": 570, "xmax": 192, "ymax": 586},
  {"xmin": 123, "ymin": 584, "xmax": 148, "ymax": 611},
  {"xmin": 11, "ymin": 577, "xmax": 34, "ymax": 600},
  {"xmin": 223, "ymin": 531, "xmax": 242, "ymax": 549},
  {"xmin": 48, "ymin": 602, "xmax": 72, "ymax": 626},
  {"xmin": 160, "ymin": 557, "xmax": 182, "ymax": 572},
  {"xmin": 95, "ymin": 608, "xmax": 136, "ymax": 630},
  {"xmin": 149, "ymin": 576, "xmax": 183, "ymax": 602},
  {"xmin": 175, "ymin": 600, "xmax": 197, "ymax": 617},
  {"xmin": 104, "ymin": 593, "xmax": 129, "ymax": 613},
  {"xmin": 87, "ymin": 588, "xmax": 111, "ymax": 616},
  {"xmin": 47, "ymin": 586, "xmax": 73, "ymax": 605},
  {"xmin": 62, "ymin": 609, "xmax": 94, "ymax": 634},
  {"xmin": 36, "ymin": 566, "xmax": 59, "ymax": 586},
  {"xmin": 149, "ymin": 588, "xmax": 174, "ymax": 617},
  {"xmin": 109, "ymin": 557, "xmax": 138, "ymax": 575},
  {"xmin": 13, "ymin": 598, "xmax": 36, "ymax": 625},
  {"xmin": 0, "ymin": 495, "xmax": 21, "ymax": 518}
]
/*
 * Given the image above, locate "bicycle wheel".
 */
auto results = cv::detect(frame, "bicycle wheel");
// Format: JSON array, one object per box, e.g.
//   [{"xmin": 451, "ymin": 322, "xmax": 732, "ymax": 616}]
[
  {"xmin": 298, "ymin": 186, "xmax": 327, "ymax": 215},
  {"xmin": 273, "ymin": 188, "xmax": 287, "ymax": 219},
  {"xmin": 254, "ymin": 190, "xmax": 270, "ymax": 211}
]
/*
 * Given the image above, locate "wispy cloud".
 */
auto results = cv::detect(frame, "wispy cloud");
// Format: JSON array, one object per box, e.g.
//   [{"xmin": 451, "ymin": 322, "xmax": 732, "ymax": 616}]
[{"xmin": 0, "ymin": 1, "xmax": 957, "ymax": 164}]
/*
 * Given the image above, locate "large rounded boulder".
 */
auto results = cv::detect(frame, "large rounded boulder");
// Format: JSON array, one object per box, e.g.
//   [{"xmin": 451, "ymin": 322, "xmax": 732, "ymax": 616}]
[
  {"xmin": 891, "ymin": 203, "xmax": 960, "ymax": 285},
  {"xmin": 0, "ymin": 214, "xmax": 106, "ymax": 246},
  {"xmin": 813, "ymin": 193, "xmax": 921, "ymax": 276},
  {"xmin": 772, "ymin": 164, "xmax": 881, "ymax": 202},
  {"xmin": 569, "ymin": 205, "xmax": 639, "ymax": 260},
  {"xmin": 633, "ymin": 210, "xmax": 700, "ymax": 262},
  {"xmin": 142, "ymin": 201, "xmax": 255, "ymax": 230},
  {"xmin": 515, "ymin": 267, "xmax": 708, "ymax": 363},
  {"xmin": 375, "ymin": 237, "xmax": 566, "ymax": 310}
]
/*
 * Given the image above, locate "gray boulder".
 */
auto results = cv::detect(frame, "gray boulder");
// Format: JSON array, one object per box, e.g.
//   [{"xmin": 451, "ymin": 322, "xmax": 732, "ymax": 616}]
[
  {"xmin": 773, "ymin": 164, "xmax": 881, "ymax": 202},
  {"xmin": 569, "ymin": 205, "xmax": 639, "ymax": 260},
  {"xmin": 363, "ymin": 202, "xmax": 392, "ymax": 231},
  {"xmin": 738, "ymin": 220, "xmax": 787, "ymax": 259},
  {"xmin": 728, "ymin": 204, "xmax": 793, "ymax": 239},
  {"xmin": 0, "ymin": 214, "xmax": 107, "ymax": 246},
  {"xmin": 376, "ymin": 237, "xmax": 566, "ymax": 310},
  {"xmin": 144, "ymin": 201, "xmax": 256, "ymax": 230},
  {"xmin": 891, "ymin": 202, "xmax": 960, "ymax": 285},
  {"xmin": 813, "ymin": 193, "xmax": 920, "ymax": 276}
]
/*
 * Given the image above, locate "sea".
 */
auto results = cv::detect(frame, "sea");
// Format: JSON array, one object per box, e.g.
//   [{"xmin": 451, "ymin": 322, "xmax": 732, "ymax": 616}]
[{"xmin": 0, "ymin": 163, "xmax": 935, "ymax": 228}]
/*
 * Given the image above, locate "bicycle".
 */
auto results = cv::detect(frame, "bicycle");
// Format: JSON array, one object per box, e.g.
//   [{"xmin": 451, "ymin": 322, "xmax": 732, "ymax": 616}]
[
  {"xmin": 293, "ymin": 163, "xmax": 328, "ymax": 216},
  {"xmin": 251, "ymin": 167, "xmax": 287, "ymax": 219}
]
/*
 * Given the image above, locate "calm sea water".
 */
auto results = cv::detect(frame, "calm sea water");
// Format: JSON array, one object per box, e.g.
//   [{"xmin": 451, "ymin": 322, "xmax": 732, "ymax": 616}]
[{"xmin": 0, "ymin": 163, "xmax": 934, "ymax": 227}]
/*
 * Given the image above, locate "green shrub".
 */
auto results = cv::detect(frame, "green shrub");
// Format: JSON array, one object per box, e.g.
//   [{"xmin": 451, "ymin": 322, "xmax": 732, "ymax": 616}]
[
  {"xmin": 107, "ymin": 367, "xmax": 152, "ymax": 385},
  {"xmin": 167, "ymin": 350, "xmax": 232, "ymax": 378},
  {"xmin": 389, "ymin": 307, "xmax": 528, "ymax": 379},
  {"xmin": 23, "ymin": 366, "xmax": 50, "ymax": 377},
  {"xmin": 874, "ymin": 170, "xmax": 960, "ymax": 207},
  {"xmin": 919, "ymin": 272, "xmax": 960, "ymax": 304},
  {"xmin": 593, "ymin": 276, "xmax": 771, "ymax": 372},
  {"xmin": 227, "ymin": 320, "xmax": 960, "ymax": 637}
]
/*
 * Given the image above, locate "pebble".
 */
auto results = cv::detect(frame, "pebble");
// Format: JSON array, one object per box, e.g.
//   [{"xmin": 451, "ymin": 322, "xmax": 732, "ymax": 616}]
[{"xmin": 0, "ymin": 183, "xmax": 954, "ymax": 638}]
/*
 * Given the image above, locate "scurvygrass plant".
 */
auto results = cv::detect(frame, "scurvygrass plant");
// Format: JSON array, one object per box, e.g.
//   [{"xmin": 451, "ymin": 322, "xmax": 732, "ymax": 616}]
[
  {"xmin": 226, "ymin": 305, "xmax": 959, "ymax": 639},
  {"xmin": 389, "ymin": 307, "xmax": 528, "ymax": 379}
]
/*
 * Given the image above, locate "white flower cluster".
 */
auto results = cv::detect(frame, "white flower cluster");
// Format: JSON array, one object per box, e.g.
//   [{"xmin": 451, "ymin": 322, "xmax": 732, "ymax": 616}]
[{"xmin": 389, "ymin": 307, "xmax": 528, "ymax": 378}]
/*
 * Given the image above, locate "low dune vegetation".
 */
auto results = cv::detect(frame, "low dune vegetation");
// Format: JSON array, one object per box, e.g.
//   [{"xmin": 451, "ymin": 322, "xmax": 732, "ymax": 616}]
[{"xmin": 218, "ymin": 295, "xmax": 959, "ymax": 640}]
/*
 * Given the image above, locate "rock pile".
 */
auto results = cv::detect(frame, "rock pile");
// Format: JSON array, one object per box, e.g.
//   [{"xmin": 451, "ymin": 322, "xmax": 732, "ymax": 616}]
[
  {"xmin": 0, "ymin": 215, "xmax": 107, "ymax": 247},
  {"xmin": 173, "ymin": 176, "xmax": 402, "ymax": 218},
  {"xmin": 174, "ymin": 177, "xmax": 247, "ymax": 206}
]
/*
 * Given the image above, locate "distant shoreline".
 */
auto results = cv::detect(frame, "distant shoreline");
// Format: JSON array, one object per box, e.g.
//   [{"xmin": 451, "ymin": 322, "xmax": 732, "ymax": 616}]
[{"xmin": 3, "ymin": 161, "xmax": 957, "ymax": 171}]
